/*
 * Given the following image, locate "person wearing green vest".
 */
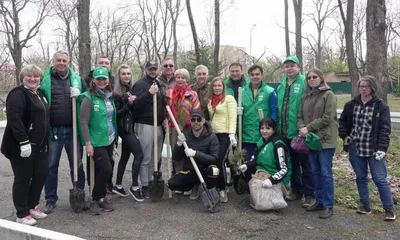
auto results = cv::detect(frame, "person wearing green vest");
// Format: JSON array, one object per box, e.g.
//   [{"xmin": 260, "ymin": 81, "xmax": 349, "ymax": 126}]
[
  {"xmin": 224, "ymin": 62, "xmax": 249, "ymax": 102},
  {"xmin": 40, "ymin": 50, "xmax": 86, "ymax": 214},
  {"xmin": 79, "ymin": 67, "xmax": 117, "ymax": 216},
  {"xmin": 241, "ymin": 65, "xmax": 277, "ymax": 160},
  {"xmin": 238, "ymin": 117, "xmax": 291, "ymax": 191},
  {"xmin": 276, "ymin": 56, "xmax": 315, "ymax": 208}
]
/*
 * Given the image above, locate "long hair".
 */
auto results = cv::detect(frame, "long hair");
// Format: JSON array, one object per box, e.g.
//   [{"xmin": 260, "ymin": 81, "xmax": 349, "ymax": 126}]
[
  {"xmin": 113, "ymin": 64, "xmax": 133, "ymax": 97},
  {"xmin": 306, "ymin": 68, "xmax": 329, "ymax": 91},
  {"xmin": 206, "ymin": 77, "xmax": 226, "ymax": 104}
]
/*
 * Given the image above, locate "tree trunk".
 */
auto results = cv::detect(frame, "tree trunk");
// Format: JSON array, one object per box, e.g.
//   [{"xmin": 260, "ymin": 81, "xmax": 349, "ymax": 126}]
[
  {"xmin": 186, "ymin": 0, "xmax": 200, "ymax": 65},
  {"xmin": 366, "ymin": 0, "xmax": 388, "ymax": 103},
  {"xmin": 293, "ymin": 0, "xmax": 303, "ymax": 68},
  {"xmin": 213, "ymin": 0, "xmax": 220, "ymax": 77},
  {"xmin": 77, "ymin": 0, "xmax": 91, "ymax": 76},
  {"xmin": 338, "ymin": 0, "xmax": 359, "ymax": 98},
  {"xmin": 284, "ymin": 0, "xmax": 290, "ymax": 56}
]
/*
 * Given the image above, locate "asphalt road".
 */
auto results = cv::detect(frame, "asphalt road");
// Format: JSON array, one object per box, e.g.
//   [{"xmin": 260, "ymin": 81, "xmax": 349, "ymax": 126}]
[{"xmin": 0, "ymin": 128, "xmax": 399, "ymax": 240}]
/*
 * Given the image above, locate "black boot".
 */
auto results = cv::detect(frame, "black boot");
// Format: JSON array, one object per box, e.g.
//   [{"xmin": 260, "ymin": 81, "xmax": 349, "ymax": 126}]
[
  {"xmin": 319, "ymin": 208, "xmax": 333, "ymax": 219},
  {"xmin": 306, "ymin": 202, "xmax": 324, "ymax": 212}
]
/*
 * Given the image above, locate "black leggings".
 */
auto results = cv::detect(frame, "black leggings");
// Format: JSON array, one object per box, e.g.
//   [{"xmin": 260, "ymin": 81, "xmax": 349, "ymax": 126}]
[
  {"xmin": 216, "ymin": 133, "xmax": 230, "ymax": 190},
  {"xmin": 92, "ymin": 144, "xmax": 113, "ymax": 200},
  {"xmin": 116, "ymin": 133, "xmax": 144, "ymax": 187}
]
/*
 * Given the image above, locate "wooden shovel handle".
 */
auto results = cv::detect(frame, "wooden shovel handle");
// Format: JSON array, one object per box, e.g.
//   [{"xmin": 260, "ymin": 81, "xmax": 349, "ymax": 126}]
[
  {"xmin": 258, "ymin": 109, "xmax": 264, "ymax": 120},
  {"xmin": 238, "ymin": 87, "xmax": 242, "ymax": 150},
  {"xmin": 166, "ymin": 124, "xmax": 172, "ymax": 198},
  {"xmin": 153, "ymin": 94, "xmax": 158, "ymax": 172},
  {"xmin": 72, "ymin": 97, "xmax": 78, "ymax": 182}
]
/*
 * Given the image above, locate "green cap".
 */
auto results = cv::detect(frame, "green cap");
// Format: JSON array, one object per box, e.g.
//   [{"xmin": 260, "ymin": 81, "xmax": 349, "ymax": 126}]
[
  {"xmin": 305, "ymin": 132, "xmax": 322, "ymax": 150},
  {"xmin": 93, "ymin": 67, "xmax": 109, "ymax": 79},
  {"xmin": 283, "ymin": 55, "xmax": 300, "ymax": 65}
]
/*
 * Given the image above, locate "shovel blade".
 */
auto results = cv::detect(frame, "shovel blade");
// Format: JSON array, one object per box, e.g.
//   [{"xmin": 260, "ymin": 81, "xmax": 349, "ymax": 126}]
[
  {"xmin": 69, "ymin": 187, "xmax": 85, "ymax": 213},
  {"xmin": 200, "ymin": 186, "xmax": 220, "ymax": 213},
  {"xmin": 149, "ymin": 179, "xmax": 165, "ymax": 202}
]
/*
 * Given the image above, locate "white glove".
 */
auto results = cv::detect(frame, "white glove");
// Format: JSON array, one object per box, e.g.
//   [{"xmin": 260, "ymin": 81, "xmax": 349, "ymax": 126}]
[
  {"xmin": 70, "ymin": 87, "xmax": 80, "ymax": 98},
  {"xmin": 184, "ymin": 148, "xmax": 196, "ymax": 158},
  {"xmin": 261, "ymin": 179, "xmax": 273, "ymax": 188},
  {"xmin": 239, "ymin": 164, "xmax": 247, "ymax": 172},
  {"xmin": 237, "ymin": 107, "xmax": 243, "ymax": 116},
  {"xmin": 375, "ymin": 151, "xmax": 386, "ymax": 161},
  {"xmin": 229, "ymin": 133, "xmax": 237, "ymax": 147},
  {"xmin": 177, "ymin": 133, "xmax": 186, "ymax": 146},
  {"xmin": 20, "ymin": 144, "xmax": 32, "ymax": 158}
]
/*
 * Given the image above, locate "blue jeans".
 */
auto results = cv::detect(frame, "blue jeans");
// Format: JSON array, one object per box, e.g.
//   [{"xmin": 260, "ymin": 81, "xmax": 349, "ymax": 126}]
[
  {"xmin": 308, "ymin": 148, "xmax": 335, "ymax": 208},
  {"xmin": 348, "ymin": 144, "xmax": 394, "ymax": 209},
  {"xmin": 45, "ymin": 127, "xmax": 85, "ymax": 203}
]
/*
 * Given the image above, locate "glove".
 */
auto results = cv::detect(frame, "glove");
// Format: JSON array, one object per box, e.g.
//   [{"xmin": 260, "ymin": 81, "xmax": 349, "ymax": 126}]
[
  {"xmin": 239, "ymin": 164, "xmax": 247, "ymax": 173},
  {"xmin": 229, "ymin": 133, "xmax": 237, "ymax": 147},
  {"xmin": 70, "ymin": 87, "xmax": 80, "ymax": 98},
  {"xmin": 261, "ymin": 179, "xmax": 273, "ymax": 188},
  {"xmin": 237, "ymin": 107, "xmax": 243, "ymax": 116},
  {"xmin": 375, "ymin": 151, "xmax": 386, "ymax": 161},
  {"xmin": 184, "ymin": 148, "xmax": 196, "ymax": 158},
  {"xmin": 20, "ymin": 144, "xmax": 32, "ymax": 158},
  {"xmin": 177, "ymin": 133, "xmax": 186, "ymax": 146}
]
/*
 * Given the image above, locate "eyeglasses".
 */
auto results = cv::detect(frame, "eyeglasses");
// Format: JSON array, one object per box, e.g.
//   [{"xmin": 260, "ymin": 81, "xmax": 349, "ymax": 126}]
[
  {"xmin": 358, "ymin": 85, "xmax": 370, "ymax": 89},
  {"xmin": 163, "ymin": 64, "xmax": 174, "ymax": 68},
  {"xmin": 190, "ymin": 117, "xmax": 202, "ymax": 123},
  {"xmin": 307, "ymin": 75, "xmax": 318, "ymax": 80}
]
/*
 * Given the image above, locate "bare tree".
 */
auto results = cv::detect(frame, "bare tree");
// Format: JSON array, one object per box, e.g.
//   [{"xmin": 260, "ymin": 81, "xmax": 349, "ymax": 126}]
[
  {"xmin": 213, "ymin": 0, "xmax": 220, "ymax": 76},
  {"xmin": 186, "ymin": 0, "xmax": 200, "ymax": 65},
  {"xmin": 338, "ymin": 0, "xmax": 359, "ymax": 97},
  {"xmin": 166, "ymin": 0, "xmax": 183, "ymax": 66},
  {"xmin": 292, "ymin": 0, "xmax": 303, "ymax": 67},
  {"xmin": 366, "ymin": 0, "xmax": 388, "ymax": 102},
  {"xmin": 353, "ymin": 1, "xmax": 367, "ymax": 76},
  {"xmin": 77, "ymin": 0, "xmax": 91, "ymax": 76},
  {"xmin": 284, "ymin": 0, "xmax": 290, "ymax": 56},
  {"xmin": 0, "ymin": 0, "xmax": 51, "ymax": 86}
]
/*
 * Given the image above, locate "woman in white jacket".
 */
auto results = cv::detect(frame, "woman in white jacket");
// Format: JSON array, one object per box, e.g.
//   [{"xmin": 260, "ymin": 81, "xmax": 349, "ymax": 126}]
[{"xmin": 206, "ymin": 77, "xmax": 237, "ymax": 202}]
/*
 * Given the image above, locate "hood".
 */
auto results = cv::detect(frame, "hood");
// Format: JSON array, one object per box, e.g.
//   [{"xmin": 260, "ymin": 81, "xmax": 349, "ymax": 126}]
[{"xmin": 353, "ymin": 94, "xmax": 380, "ymax": 105}]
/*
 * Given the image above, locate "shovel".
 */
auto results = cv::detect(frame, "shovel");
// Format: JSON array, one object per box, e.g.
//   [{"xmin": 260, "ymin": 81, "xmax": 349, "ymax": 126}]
[
  {"xmin": 166, "ymin": 106, "xmax": 220, "ymax": 213},
  {"xmin": 149, "ymin": 93, "xmax": 164, "ymax": 202},
  {"xmin": 69, "ymin": 96, "xmax": 85, "ymax": 212},
  {"xmin": 166, "ymin": 124, "xmax": 172, "ymax": 198}
]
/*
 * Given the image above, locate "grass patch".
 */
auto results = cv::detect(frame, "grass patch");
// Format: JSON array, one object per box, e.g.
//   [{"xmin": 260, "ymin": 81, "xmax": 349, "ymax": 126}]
[
  {"xmin": 336, "ymin": 95, "xmax": 400, "ymax": 112},
  {"xmin": 0, "ymin": 109, "xmax": 5, "ymax": 121}
]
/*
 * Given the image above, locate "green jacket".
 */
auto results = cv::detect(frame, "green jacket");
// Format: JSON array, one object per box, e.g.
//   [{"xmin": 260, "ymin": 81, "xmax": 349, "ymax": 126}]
[
  {"xmin": 242, "ymin": 82, "xmax": 275, "ymax": 144},
  {"xmin": 277, "ymin": 73, "xmax": 306, "ymax": 139},
  {"xmin": 298, "ymin": 87, "xmax": 338, "ymax": 149},
  {"xmin": 78, "ymin": 91, "xmax": 117, "ymax": 147},
  {"xmin": 224, "ymin": 74, "xmax": 249, "ymax": 101},
  {"xmin": 256, "ymin": 138, "xmax": 291, "ymax": 186}
]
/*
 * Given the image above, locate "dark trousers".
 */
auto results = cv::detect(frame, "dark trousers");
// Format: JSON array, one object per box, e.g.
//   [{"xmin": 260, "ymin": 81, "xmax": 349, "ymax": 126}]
[
  {"xmin": 168, "ymin": 168, "xmax": 217, "ymax": 192},
  {"xmin": 216, "ymin": 133, "xmax": 230, "ymax": 190},
  {"xmin": 10, "ymin": 146, "xmax": 49, "ymax": 218},
  {"xmin": 92, "ymin": 144, "xmax": 113, "ymax": 200},
  {"xmin": 287, "ymin": 138, "xmax": 314, "ymax": 197},
  {"xmin": 116, "ymin": 133, "xmax": 144, "ymax": 187},
  {"xmin": 87, "ymin": 152, "xmax": 114, "ymax": 187},
  {"xmin": 243, "ymin": 143, "xmax": 257, "ymax": 161}
]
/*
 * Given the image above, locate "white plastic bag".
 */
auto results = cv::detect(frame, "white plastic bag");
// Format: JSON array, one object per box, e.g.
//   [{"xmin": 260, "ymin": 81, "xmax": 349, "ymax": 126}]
[{"xmin": 249, "ymin": 178, "xmax": 287, "ymax": 211}]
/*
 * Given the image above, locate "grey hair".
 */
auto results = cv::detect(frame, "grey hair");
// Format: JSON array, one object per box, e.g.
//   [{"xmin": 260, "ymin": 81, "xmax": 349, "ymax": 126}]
[
  {"xmin": 357, "ymin": 75, "xmax": 378, "ymax": 94},
  {"xmin": 19, "ymin": 64, "xmax": 44, "ymax": 82},
  {"xmin": 195, "ymin": 65, "xmax": 209, "ymax": 75},
  {"xmin": 175, "ymin": 68, "xmax": 190, "ymax": 81},
  {"xmin": 52, "ymin": 50, "xmax": 69, "ymax": 60},
  {"xmin": 113, "ymin": 64, "xmax": 133, "ymax": 97}
]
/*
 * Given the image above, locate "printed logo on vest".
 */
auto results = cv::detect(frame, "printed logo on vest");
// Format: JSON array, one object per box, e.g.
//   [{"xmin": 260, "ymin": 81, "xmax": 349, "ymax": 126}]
[{"xmin": 293, "ymin": 84, "xmax": 300, "ymax": 93}]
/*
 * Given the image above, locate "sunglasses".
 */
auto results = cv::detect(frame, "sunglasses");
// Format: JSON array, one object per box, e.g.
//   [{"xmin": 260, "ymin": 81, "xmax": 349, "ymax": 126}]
[
  {"xmin": 190, "ymin": 117, "xmax": 202, "ymax": 123},
  {"xmin": 307, "ymin": 75, "xmax": 318, "ymax": 80},
  {"xmin": 163, "ymin": 64, "xmax": 174, "ymax": 68}
]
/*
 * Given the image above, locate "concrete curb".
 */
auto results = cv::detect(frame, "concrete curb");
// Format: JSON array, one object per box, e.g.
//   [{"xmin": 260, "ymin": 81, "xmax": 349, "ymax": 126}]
[{"xmin": 0, "ymin": 219, "xmax": 85, "ymax": 240}]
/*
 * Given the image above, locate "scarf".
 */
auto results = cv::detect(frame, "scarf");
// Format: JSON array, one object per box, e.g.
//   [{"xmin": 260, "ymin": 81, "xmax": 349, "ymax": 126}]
[
  {"xmin": 170, "ymin": 84, "xmax": 192, "ymax": 127},
  {"xmin": 211, "ymin": 93, "xmax": 224, "ymax": 110}
]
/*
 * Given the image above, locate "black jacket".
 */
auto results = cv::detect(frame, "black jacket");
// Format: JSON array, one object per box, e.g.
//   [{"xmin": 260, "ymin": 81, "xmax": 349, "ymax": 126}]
[
  {"xmin": 131, "ymin": 75, "xmax": 164, "ymax": 126},
  {"xmin": 115, "ymin": 85, "xmax": 135, "ymax": 135},
  {"xmin": 173, "ymin": 122, "xmax": 219, "ymax": 171},
  {"xmin": 338, "ymin": 95, "xmax": 391, "ymax": 152},
  {"xmin": 1, "ymin": 86, "xmax": 50, "ymax": 159},
  {"xmin": 49, "ymin": 70, "xmax": 86, "ymax": 127},
  {"xmin": 84, "ymin": 70, "xmax": 115, "ymax": 89}
]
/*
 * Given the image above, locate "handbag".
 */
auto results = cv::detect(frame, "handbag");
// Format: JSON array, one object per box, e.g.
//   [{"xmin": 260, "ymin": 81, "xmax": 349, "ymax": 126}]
[{"xmin": 290, "ymin": 135, "xmax": 309, "ymax": 154}]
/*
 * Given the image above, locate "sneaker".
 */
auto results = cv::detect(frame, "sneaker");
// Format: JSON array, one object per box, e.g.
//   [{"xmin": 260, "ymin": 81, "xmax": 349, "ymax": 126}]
[
  {"xmin": 112, "ymin": 186, "xmax": 129, "ymax": 197},
  {"xmin": 302, "ymin": 197, "xmax": 316, "ymax": 208},
  {"xmin": 319, "ymin": 208, "xmax": 333, "ymax": 219},
  {"xmin": 356, "ymin": 204, "xmax": 372, "ymax": 214},
  {"xmin": 99, "ymin": 198, "xmax": 114, "ymax": 212},
  {"xmin": 189, "ymin": 185, "xmax": 200, "ymax": 200},
  {"xmin": 89, "ymin": 200, "xmax": 101, "ymax": 216},
  {"xmin": 129, "ymin": 187, "xmax": 144, "ymax": 202},
  {"xmin": 43, "ymin": 201, "xmax": 56, "ymax": 214},
  {"xmin": 29, "ymin": 207, "xmax": 47, "ymax": 219},
  {"xmin": 384, "ymin": 209, "xmax": 396, "ymax": 221},
  {"xmin": 184, "ymin": 190, "xmax": 192, "ymax": 196},
  {"xmin": 174, "ymin": 190, "xmax": 183, "ymax": 195},
  {"xmin": 306, "ymin": 202, "xmax": 325, "ymax": 212},
  {"xmin": 286, "ymin": 191, "xmax": 302, "ymax": 201},
  {"xmin": 106, "ymin": 184, "xmax": 114, "ymax": 195},
  {"xmin": 220, "ymin": 190, "xmax": 228, "ymax": 203},
  {"xmin": 16, "ymin": 215, "xmax": 37, "ymax": 226},
  {"xmin": 141, "ymin": 186, "xmax": 149, "ymax": 199}
]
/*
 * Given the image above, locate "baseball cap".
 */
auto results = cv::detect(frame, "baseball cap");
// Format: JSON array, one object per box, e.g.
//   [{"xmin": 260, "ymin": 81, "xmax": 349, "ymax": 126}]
[
  {"xmin": 92, "ymin": 67, "xmax": 109, "ymax": 79},
  {"xmin": 190, "ymin": 110, "xmax": 204, "ymax": 118},
  {"xmin": 145, "ymin": 60, "xmax": 158, "ymax": 70},
  {"xmin": 283, "ymin": 56, "xmax": 300, "ymax": 65}
]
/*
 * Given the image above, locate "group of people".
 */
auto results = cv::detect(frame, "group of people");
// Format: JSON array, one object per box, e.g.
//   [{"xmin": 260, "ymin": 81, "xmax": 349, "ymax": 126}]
[{"xmin": 1, "ymin": 50, "xmax": 396, "ymax": 226}]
